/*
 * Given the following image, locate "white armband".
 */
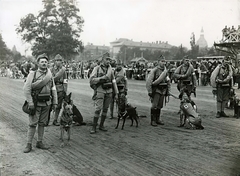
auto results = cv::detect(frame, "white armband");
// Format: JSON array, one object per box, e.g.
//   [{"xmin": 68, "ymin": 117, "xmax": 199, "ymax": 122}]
[{"xmin": 63, "ymin": 79, "xmax": 68, "ymax": 83}]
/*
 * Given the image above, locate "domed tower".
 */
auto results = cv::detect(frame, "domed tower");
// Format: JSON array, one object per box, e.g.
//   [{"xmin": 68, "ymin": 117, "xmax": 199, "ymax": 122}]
[{"xmin": 196, "ymin": 28, "xmax": 208, "ymax": 48}]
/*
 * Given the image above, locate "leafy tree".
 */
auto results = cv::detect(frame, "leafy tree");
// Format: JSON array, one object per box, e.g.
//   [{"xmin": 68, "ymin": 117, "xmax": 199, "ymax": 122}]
[
  {"xmin": 16, "ymin": 0, "xmax": 84, "ymax": 60},
  {"xmin": 0, "ymin": 33, "xmax": 11, "ymax": 62}
]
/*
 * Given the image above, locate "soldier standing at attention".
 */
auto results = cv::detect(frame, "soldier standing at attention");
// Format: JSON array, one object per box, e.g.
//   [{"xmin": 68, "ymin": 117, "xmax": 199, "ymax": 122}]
[
  {"xmin": 210, "ymin": 56, "xmax": 233, "ymax": 118},
  {"xmin": 109, "ymin": 60, "xmax": 128, "ymax": 119},
  {"xmin": 89, "ymin": 52, "xmax": 118, "ymax": 134},
  {"xmin": 23, "ymin": 53, "xmax": 58, "ymax": 153},
  {"xmin": 50, "ymin": 54, "xmax": 68, "ymax": 126},
  {"xmin": 146, "ymin": 55, "xmax": 170, "ymax": 126}
]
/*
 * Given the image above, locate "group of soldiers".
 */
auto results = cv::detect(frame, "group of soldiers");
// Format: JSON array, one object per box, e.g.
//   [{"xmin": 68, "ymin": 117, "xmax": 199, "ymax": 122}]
[{"xmin": 22, "ymin": 51, "xmax": 234, "ymax": 153}]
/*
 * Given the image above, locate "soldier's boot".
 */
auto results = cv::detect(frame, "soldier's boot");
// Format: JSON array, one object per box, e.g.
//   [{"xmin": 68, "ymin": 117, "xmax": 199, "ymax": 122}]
[
  {"xmin": 52, "ymin": 109, "xmax": 60, "ymax": 126},
  {"xmin": 90, "ymin": 117, "xmax": 98, "ymax": 134},
  {"xmin": 99, "ymin": 115, "xmax": 108, "ymax": 131},
  {"xmin": 23, "ymin": 143, "xmax": 32, "ymax": 153},
  {"xmin": 150, "ymin": 108, "xmax": 157, "ymax": 127},
  {"xmin": 156, "ymin": 108, "xmax": 164, "ymax": 125},
  {"xmin": 36, "ymin": 141, "xmax": 49, "ymax": 150}
]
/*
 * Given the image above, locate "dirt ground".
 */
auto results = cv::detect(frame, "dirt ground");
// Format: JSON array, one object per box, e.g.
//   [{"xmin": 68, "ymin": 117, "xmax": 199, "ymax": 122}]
[{"xmin": 1, "ymin": 77, "xmax": 240, "ymax": 176}]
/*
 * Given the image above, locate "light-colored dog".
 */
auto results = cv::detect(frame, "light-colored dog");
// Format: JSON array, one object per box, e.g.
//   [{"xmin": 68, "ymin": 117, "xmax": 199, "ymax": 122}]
[{"xmin": 59, "ymin": 101, "xmax": 73, "ymax": 147}]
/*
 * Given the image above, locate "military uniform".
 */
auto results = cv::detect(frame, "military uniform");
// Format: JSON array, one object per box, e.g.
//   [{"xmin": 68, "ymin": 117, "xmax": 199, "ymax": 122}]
[
  {"xmin": 110, "ymin": 65, "xmax": 128, "ymax": 118},
  {"xmin": 89, "ymin": 53, "xmax": 118, "ymax": 134},
  {"xmin": 174, "ymin": 57, "xmax": 197, "ymax": 99},
  {"xmin": 146, "ymin": 56, "xmax": 170, "ymax": 126},
  {"xmin": 211, "ymin": 57, "xmax": 233, "ymax": 118},
  {"xmin": 50, "ymin": 54, "xmax": 68, "ymax": 126}
]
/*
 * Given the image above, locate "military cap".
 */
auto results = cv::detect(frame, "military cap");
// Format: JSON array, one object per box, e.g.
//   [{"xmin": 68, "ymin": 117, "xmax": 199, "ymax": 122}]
[
  {"xmin": 102, "ymin": 52, "xmax": 111, "ymax": 59},
  {"xmin": 158, "ymin": 55, "xmax": 165, "ymax": 61},
  {"xmin": 223, "ymin": 56, "xmax": 231, "ymax": 63},
  {"xmin": 37, "ymin": 53, "xmax": 48, "ymax": 62},
  {"xmin": 54, "ymin": 54, "xmax": 63, "ymax": 61}
]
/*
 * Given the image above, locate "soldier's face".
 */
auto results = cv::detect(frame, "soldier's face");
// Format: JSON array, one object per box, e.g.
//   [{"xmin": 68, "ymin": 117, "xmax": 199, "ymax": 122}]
[
  {"xmin": 38, "ymin": 58, "xmax": 48, "ymax": 69},
  {"xmin": 55, "ymin": 59, "xmax": 63, "ymax": 67},
  {"xmin": 103, "ymin": 57, "xmax": 111, "ymax": 66},
  {"xmin": 158, "ymin": 60, "xmax": 166, "ymax": 67}
]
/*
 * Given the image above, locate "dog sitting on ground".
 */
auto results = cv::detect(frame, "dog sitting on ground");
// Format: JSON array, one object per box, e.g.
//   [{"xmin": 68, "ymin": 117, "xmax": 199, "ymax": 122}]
[
  {"xmin": 179, "ymin": 90, "xmax": 204, "ymax": 130},
  {"xmin": 64, "ymin": 93, "xmax": 86, "ymax": 126},
  {"xmin": 59, "ymin": 101, "xmax": 73, "ymax": 147},
  {"xmin": 115, "ymin": 103, "xmax": 139, "ymax": 130}
]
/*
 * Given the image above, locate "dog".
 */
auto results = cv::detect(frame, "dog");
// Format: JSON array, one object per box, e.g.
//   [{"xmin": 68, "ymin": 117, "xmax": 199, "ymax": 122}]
[
  {"xmin": 179, "ymin": 90, "xmax": 204, "ymax": 130},
  {"xmin": 59, "ymin": 101, "xmax": 73, "ymax": 147},
  {"xmin": 115, "ymin": 103, "xmax": 139, "ymax": 130},
  {"xmin": 233, "ymin": 89, "xmax": 240, "ymax": 119},
  {"xmin": 64, "ymin": 93, "xmax": 86, "ymax": 126}
]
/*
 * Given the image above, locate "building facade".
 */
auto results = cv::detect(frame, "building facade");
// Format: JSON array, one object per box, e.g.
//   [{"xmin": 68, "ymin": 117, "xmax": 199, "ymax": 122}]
[
  {"xmin": 82, "ymin": 43, "xmax": 110, "ymax": 60},
  {"xmin": 110, "ymin": 38, "xmax": 173, "ymax": 59}
]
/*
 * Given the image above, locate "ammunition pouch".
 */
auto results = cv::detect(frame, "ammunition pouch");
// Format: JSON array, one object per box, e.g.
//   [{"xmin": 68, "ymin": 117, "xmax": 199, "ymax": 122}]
[
  {"xmin": 157, "ymin": 83, "xmax": 167, "ymax": 89},
  {"xmin": 37, "ymin": 93, "xmax": 51, "ymax": 102},
  {"xmin": 102, "ymin": 82, "xmax": 112, "ymax": 89},
  {"xmin": 117, "ymin": 83, "xmax": 125, "ymax": 90},
  {"xmin": 182, "ymin": 80, "xmax": 191, "ymax": 85}
]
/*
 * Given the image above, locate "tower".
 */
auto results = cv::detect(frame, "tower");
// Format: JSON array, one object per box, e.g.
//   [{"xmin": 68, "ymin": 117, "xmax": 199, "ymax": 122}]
[{"xmin": 196, "ymin": 28, "xmax": 208, "ymax": 49}]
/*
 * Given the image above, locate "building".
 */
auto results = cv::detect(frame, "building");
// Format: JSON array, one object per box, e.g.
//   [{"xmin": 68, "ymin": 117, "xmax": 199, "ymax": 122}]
[
  {"xmin": 110, "ymin": 38, "xmax": 173, "ymax": 59},
  {"xmin": 196, "ymin": 28, "xmax": 208, "ymax": 49},
  {"xmin": 82, "ymin": 43, "xmax": 110, "ymax": 60}
]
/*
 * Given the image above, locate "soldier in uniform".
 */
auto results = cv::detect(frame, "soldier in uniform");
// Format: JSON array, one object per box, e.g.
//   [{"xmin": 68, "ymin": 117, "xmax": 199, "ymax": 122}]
[
  {"xmin": 109, "ymin": 60, "xmax": 128, "ymax": 119},
  {"xmin": 210, "ymin": 56, "xmax": 233, "ymax": 118},
  {"xmin": 89, "ymin": 52, "xmax": 118, "ymax": 134},
  {"xmin": 174, "ymin": 56, "xmax": 197, "ymax": 99},
  {"xmin": 23, "ymin": 53, "xmax": 58, "ymax": 153},
  {"xmin": 146, "ymin": 55, "xmax": 171, "ymax": 126},
  {"xmin": 50, "ymin": 54, "xmax": 68, "ymax": 126}
]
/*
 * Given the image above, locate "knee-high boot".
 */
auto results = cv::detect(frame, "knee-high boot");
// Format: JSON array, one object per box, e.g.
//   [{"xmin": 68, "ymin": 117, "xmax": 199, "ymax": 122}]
[
  {"xmin": 156, "ymin": 108, "xmax": 164, "ymax": 125},
  {"xmin": 150, "ymin": 108, "xmax": 157, "ymax": 127},
  {"xmin": 99, "ymin": 115, "xmax": 108, "ymax": 131},
  {"xmin": 90, "ymin": 117, "xmax": 99, "ymax": 134}
]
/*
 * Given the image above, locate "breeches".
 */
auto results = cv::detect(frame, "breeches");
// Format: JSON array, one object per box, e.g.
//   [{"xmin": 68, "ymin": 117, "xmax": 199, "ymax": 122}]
[
  {"xmin": 217, "ymin": 86, "xmax": 230, "ymax": 102},
  {"xmin": 151, "ymin": 93, "xmax": 164, "ymax": 109},
  {"xmin": 57, "ymin": 91, "xmax": 65, "ymax": 109},
  {"xmin": 29, "ymin": 105, "xmax": 51, "ymax": 127},
  {"xmin": 94, "ymin": 92, "xmax": 112, "ymax": 114}
]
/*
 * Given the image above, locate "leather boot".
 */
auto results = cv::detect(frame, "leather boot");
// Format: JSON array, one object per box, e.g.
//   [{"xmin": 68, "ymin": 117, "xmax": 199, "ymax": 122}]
[
  {"xmin": 99, "ymin": 115, "xmax": 108, "ymax": 131},
  {"xmin": 52, "ymin": 119, "xmax": 60, "ymax": 126},
  {"xmin": 156, "ymin": 108, "xmax": 164, "ymax": 125},
  {"xmin": 151, "ymin": 108, "xmax": 157, "ymax": 127},
  {"xmin": 36, "ymin": 141, "xmax": 49, "ymax": 150},
  {"xmin": 90, "ymin": 117, "xmax": 98, "ymax": 134},
  {"xmin": 216, "ymin": 111, "xmax": 221, "ymax": 118},
  {"xmin": 220, "ymin": 111, "xmax": 229, "ymax": 117},
  {"xmin": 23, "ymin": 143, "xmax": 32, "ymax": 153}
]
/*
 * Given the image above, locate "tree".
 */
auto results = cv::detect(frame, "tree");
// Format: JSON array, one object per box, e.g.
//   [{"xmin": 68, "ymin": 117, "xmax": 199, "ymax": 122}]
[
  {"xmin": 0, "ymin": 33, "xmax": 10, "ymax": 62},
  {"xmin": 16, "ymin": 0, "xmax": 84, "ymax": 60}
]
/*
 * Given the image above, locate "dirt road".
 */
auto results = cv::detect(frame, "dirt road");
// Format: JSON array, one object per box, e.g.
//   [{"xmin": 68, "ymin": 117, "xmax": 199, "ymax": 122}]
[{"xmin": 0, "ymin": 77, "xmax": 240, "ymax": 176}]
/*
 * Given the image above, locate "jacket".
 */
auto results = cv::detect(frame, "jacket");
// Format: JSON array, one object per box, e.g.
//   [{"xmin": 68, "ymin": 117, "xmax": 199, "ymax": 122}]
[{"xmin": 23, "ymin": 69, "xmax": 58, "ymax": 107}]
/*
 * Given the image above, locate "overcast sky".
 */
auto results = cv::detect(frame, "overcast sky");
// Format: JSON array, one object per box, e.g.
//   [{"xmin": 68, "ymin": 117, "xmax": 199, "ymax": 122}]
[{"xmin": 0, "ymin": 0, "xmax": 239, "ymax": 56}]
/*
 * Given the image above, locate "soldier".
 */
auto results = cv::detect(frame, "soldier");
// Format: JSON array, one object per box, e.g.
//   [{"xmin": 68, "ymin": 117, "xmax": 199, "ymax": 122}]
[
  {"xmin": 23, "ymin": 53, "xmax": 58, "ymax": 153},
  {"xmin": 109, "ymin": 60, "xmax": 128, "ymax": 119},
  {"xmin": 50, "ymin": 54, "xmax": 68, "ymax": 126},
  {"xmin": 174, "ymin": 56, "xmax": 197, "ymax": 99},
  {"xmin": 89, "ymin": 52, "xmax": 118, "ymax": 134},
  {"xmin": 210, "ymin": 56, "xmax": 233, "ymax": 118},
  {"xmin": 146, "ymin": 55, "xmax": 170, "ymax": 126}
]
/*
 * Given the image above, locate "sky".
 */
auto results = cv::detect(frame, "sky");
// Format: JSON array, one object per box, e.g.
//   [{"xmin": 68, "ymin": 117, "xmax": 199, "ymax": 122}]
[{"xmin": 0, "ymin": 0, "xmax": 239, "ymax": 56}]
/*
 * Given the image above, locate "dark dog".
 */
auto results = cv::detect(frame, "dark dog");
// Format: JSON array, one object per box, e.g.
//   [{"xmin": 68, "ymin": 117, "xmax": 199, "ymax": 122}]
[
  {"xmin": 64, "ymin": 93, "xmax": 86, "ymax": 126},
  {"xmin": 179, "ymin": 91, "xmax": 204, "ymax": 130},
  {"xmin": 59, "ymin": 101, "xmax": 73, "ymax": 147},
  {"xmin": 115, "ymin": 103, "xmax": 139, "ymax": 130}
]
